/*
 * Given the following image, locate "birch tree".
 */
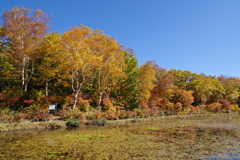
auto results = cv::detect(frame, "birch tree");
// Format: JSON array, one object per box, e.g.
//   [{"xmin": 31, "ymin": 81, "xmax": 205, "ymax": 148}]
[
  {"xmin": 63, "ymin": 25, "xmax": 102, "ymax": 110},
  {"xmin": 37, "ymin": 32, "xmax": 65, "ymax": 96},
  {"xmin": 88, "ymin": 30, "xmax": 126, "ymax": 107},
  {"xmin": 2, "ymin": 6, "xmax": 50, "ymax": 91}
]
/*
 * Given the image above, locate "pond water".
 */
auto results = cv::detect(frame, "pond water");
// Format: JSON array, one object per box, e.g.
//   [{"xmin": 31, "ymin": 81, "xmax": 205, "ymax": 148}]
[{"xmin": 0, "ymin": 115, "xmax": 240, "ymax": 159}]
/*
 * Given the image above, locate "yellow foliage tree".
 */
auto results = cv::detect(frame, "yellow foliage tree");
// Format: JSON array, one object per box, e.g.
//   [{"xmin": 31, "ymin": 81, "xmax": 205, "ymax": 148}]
[
  {"xmin": 2, "ymin": 6, "xmax": 50, "ymax": 91},
  {"xmin": 138, "ymin": 61, "xmax": 157, "ymax": 103}
]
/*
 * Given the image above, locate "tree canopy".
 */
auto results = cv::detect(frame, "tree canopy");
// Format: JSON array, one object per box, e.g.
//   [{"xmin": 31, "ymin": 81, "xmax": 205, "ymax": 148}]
[{"xmin": 0, "ymin": 6, "xmax": 240, "ymax": 116}]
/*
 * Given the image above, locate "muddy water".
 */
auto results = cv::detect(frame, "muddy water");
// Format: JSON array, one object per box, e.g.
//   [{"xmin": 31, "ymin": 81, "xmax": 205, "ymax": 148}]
[{"xmin": 0, "ymin": 115, "xmax": 240, "ymax": 159}]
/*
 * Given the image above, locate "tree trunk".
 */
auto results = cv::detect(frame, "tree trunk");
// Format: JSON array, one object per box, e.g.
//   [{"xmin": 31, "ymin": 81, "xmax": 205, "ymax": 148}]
[
  {"xmin": 73, "ymin": 88, "xmax": 81, "ymax": 111},
  {"xmin": 22, "ymin": 59, "xmax": 25, "ymax": 91},
  {"xmin": 98, "ymin": 91, "xmax": 103, "ymax": 107},
  {"xmin": 97, "ymin": 71, "xmax": 103, "ymax": 107},
  {"xmin": 45, "ymin": 81, "xmax": 48, "ymax": 97}
]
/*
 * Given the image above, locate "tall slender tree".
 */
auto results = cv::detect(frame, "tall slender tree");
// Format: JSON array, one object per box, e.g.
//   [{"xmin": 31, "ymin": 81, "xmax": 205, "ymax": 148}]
[
  {"xmin": 2, "ymin": 6, "xmax": 50, "ymax": 91},
  {"xmin": 138, "ymin": 61, "xmax": 157, "ymax": 103},
  {"xmin": 36, "ymin": 32, "xmax": 65, "ymax": 96},
  {"xmin": 111, "ymin": 51, "xmax": 141, "ymax": 109},
  {"xmin": 88, "ymin": 30, "xmax": 126, "ymax": 107},
  {"xmin": 63, "ymin": 25, "xmax": 103, "ymax": 110}
]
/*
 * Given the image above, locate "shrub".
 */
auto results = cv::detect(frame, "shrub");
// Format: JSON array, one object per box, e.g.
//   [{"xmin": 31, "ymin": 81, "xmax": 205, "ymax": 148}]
[
  {"xmin": 0, "ymin": 107, "xmax": 11, "ymax": 114},
  {"xmin": 78, "ymin": 96, "xmax": 92, "ymax": 112},
  {"xmin": 229, "ymin": 104, "xmax": 239, "ymax": 112},
  {"xmin": 119, "ymin": 110, "xmax": 137, "ymax": 119},
  {"xmin": 95, "ymin": 112, "xmax": 102, "ymax": 119},
  {"xmin": 59, "ymin": 109, "xmax": 85, "ymax": 120},
  {"xmin": 85, "ymin": 111, "xmax": 99, "ymax": 120},
  {"xmin": 165, "ymin": 109, "xmax": 174, "ymax": 115},
  {"xmin": 119, "ymin": 110, "xmax": 128, "ymax": 119},
  {"xmin": 217, "ymin": 99, "xmax": 231, "ymax": 110},
  {"xmin": 148, "ymin": 106, "xmax": 160, "ymax": 117},
  {"xmin": 0, "ymin": 88, "xmax": 22, "ymax": 111},
  {"xmin": 133, "ymin": 108, "xmax": 149, "ymax": 118},
  {"xmin": 0, "ymin": 114, "xmax": 14, "ymax": 123},
  {"xmin": 193, "ymin": 105, "xmax": 208, "ymax": 115},
  {"xmin": 158, "ymin": 110, "xmax": 165, "ymax": 116},
  {"xmin": 28, "ymin": 113, "xmax": 53, "ymax": 122},
  {"xmin": 66, "ymin": 119, "xmax": 80, "ymax": 127},
  {"xmin": 88, "ymin": 119, "xmax": 107, "ymax": 126},
  {"xmin": 23, "ymin": 94, "xmax": 56, "ymax": 114},
  {"xmin": 12, "ymin": 113, "xmax": 29, "ymax": 123},
  {"xmin": 23, "ymin": 103, "xmax": 49, "ymax": 114},
  {"xmin": 174, "ymin": 102, "xmax": 183, "ymax": 112},
  {"xmin": 166, "ymin": 102, "xmax": 175, "ymax": 111},
  {"xmin": 102, "ymin": 98, "xmax": 116, "ymax": 111},
  {"xmin": 44, "ymin": 122, "xmax": 62, "ymax": 129},
  {"xmin": 104, "ymin": 110, "xmax": 117, "ymax": 120},
  {"xmin": 207, "ymin": 102, "xmax": 222, "ymax": 113}
]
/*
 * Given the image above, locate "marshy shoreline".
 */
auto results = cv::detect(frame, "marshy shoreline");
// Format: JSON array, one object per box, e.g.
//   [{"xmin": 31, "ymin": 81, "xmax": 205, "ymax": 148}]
[
  {"xmin": 1, "ymin": 113, "xmax": 240, "ymax": 159},
  {"xmin": 0, "ymin": 113, "xmax": 238, "ymax": 132}
]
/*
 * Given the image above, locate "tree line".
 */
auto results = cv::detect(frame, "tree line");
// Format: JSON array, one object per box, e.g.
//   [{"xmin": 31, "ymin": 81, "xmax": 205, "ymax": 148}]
[{"xmin": 0, "ymin": 6, "xmax": 240, "ymax": 117}]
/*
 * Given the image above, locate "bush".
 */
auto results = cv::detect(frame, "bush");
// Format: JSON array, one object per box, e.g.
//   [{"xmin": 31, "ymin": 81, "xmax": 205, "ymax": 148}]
[
  {"xmin": 66, "ymin": 119, "xmax": 80, "ymax": 127},
  {"xmin": 207, "ymin": 102, "xmax": 222, "ymax": 113},
  {"xmin": 165, "ymin": 109, "xmax": 174, "ymax": 116},
  {"xmin": 133, "ymin": 108, "xmax": 149, "ymax": 118},
  {"xmin": 59, "ymin": 109, "xmax": 85, "ymax": 120},
  {"xmin": 0, "ymin": 107, "xmax": 11, "ymax": 114},
  {"xmin": 28, "ymin": 113, "xmax": 53, "ymax": 122},
  {"xmin": 0, "ymin": 114, "xmax": 14, "ymax": 123},
  {"xmin": 44, "ymin": 122, "xmax": 62, "ymax": 129},
  {"xmin": 12, "ymin": 113, "xmax": 29, "ymax": 122},
  {"xmin": 88, "ymin": 119, "xmax": 107, "ymax": 126},
  {"xmin": 85, "ymin": 111, "xmax": 99, "ymax": 120},
  {"xmin": 104, "ymin": 110, "xmax": 118, "ymax": 120}
]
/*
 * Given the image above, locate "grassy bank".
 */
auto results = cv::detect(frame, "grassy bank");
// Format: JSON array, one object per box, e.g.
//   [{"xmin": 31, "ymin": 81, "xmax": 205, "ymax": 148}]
[{"xmin": 1, "ymin": 112, "xmax": 237, "ymax": 132}]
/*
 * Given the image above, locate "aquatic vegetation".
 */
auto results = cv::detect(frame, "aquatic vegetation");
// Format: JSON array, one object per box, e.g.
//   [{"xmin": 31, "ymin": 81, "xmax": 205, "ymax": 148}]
[
  {"xmin": 65, "ymin": 133, "xmax": 109, "ymax": 139},
  {"xmin": 66, "ymin": 119, "xmax": 80, "ymax": 127},
  {"xmin": 0, "ymin": 116, "xmax": 240, "ymax": 159},
  {"xmin": 145, "ymin": 127, "xmax": 160, "ymax": 130},
  {"xmin": 170, "ymin": 124, "xmax": 192, "ymax": 128},
  {"xmin": 87, "ymin": 118, "xmax": 107, "ymax": 126}
]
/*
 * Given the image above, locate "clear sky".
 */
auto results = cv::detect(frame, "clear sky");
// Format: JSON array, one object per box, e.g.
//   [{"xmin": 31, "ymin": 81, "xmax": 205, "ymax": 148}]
[{"xmin": 1, "ymin": 0, "xmax": 240, "ymax": 77}]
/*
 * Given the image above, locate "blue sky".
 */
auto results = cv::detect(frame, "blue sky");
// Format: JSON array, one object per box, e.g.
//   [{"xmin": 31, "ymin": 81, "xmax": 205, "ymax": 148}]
[{"xmin": 1, "ymin": 0, "xmax": 240, "ymax": 77}]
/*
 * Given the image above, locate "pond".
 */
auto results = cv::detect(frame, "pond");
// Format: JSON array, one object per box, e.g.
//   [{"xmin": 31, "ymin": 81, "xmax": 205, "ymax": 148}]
[{"xmin": 0, "ymin": 115, "xmax": 240, "ymax": 159}]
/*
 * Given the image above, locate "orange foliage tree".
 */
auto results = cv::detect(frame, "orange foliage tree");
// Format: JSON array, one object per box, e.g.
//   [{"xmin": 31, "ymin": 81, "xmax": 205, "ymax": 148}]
[{"xmin": 2, "ymin": 6, "xmax": 50, "ymax": 91}]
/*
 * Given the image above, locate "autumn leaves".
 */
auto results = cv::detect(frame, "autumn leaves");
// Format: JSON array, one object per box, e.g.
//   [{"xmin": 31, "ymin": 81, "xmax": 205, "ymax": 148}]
[
  {"xmin": 62, "ymin": 26, "xmax": 126, "ymax": 109},
  {"xmin": 1, "ymin": 6, "xmax": 240, "ymax": 115}
]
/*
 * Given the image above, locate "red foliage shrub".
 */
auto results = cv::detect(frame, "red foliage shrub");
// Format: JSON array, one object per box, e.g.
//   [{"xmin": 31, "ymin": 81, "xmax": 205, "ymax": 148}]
[
  {"xmin": 0, "ymin": 88, "xmax": 22, "ymax": 109},
  {"xmin": 96, "ymin": 112, "xmax": 102, "ymax": 119},
  {"xmin": 141, "ymin": 103, "xmax": 149, "ymax": 109},
  {"xmin": 190, "ymin": 106, "xmax": 197, "ymax": 111},
  {"xmin": 119, "ymin": 110, "xmax": 137, "ymax": 119},
  {"xmin": 217, "ymin": 99, "xmax": 231, "ymax": 110},
  {"xmin": 105, "ymin": 110, "xmax": 117, "ymax": 120},
  {"xmin": 23, "ymin": 99, "xmax": 36, "ymax": 103}
]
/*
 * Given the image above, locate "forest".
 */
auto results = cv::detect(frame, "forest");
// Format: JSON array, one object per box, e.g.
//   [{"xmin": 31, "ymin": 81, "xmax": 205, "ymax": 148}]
[{"xmin": 0, "ymin": 6, "xmax": 240, "ymax": 122}]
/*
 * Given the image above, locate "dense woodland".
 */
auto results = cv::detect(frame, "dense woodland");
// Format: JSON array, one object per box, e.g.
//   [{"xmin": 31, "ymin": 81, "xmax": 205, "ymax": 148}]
[{"xmin": 0, "ymin": 7, "xmax": 240, "ymax": 121}]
